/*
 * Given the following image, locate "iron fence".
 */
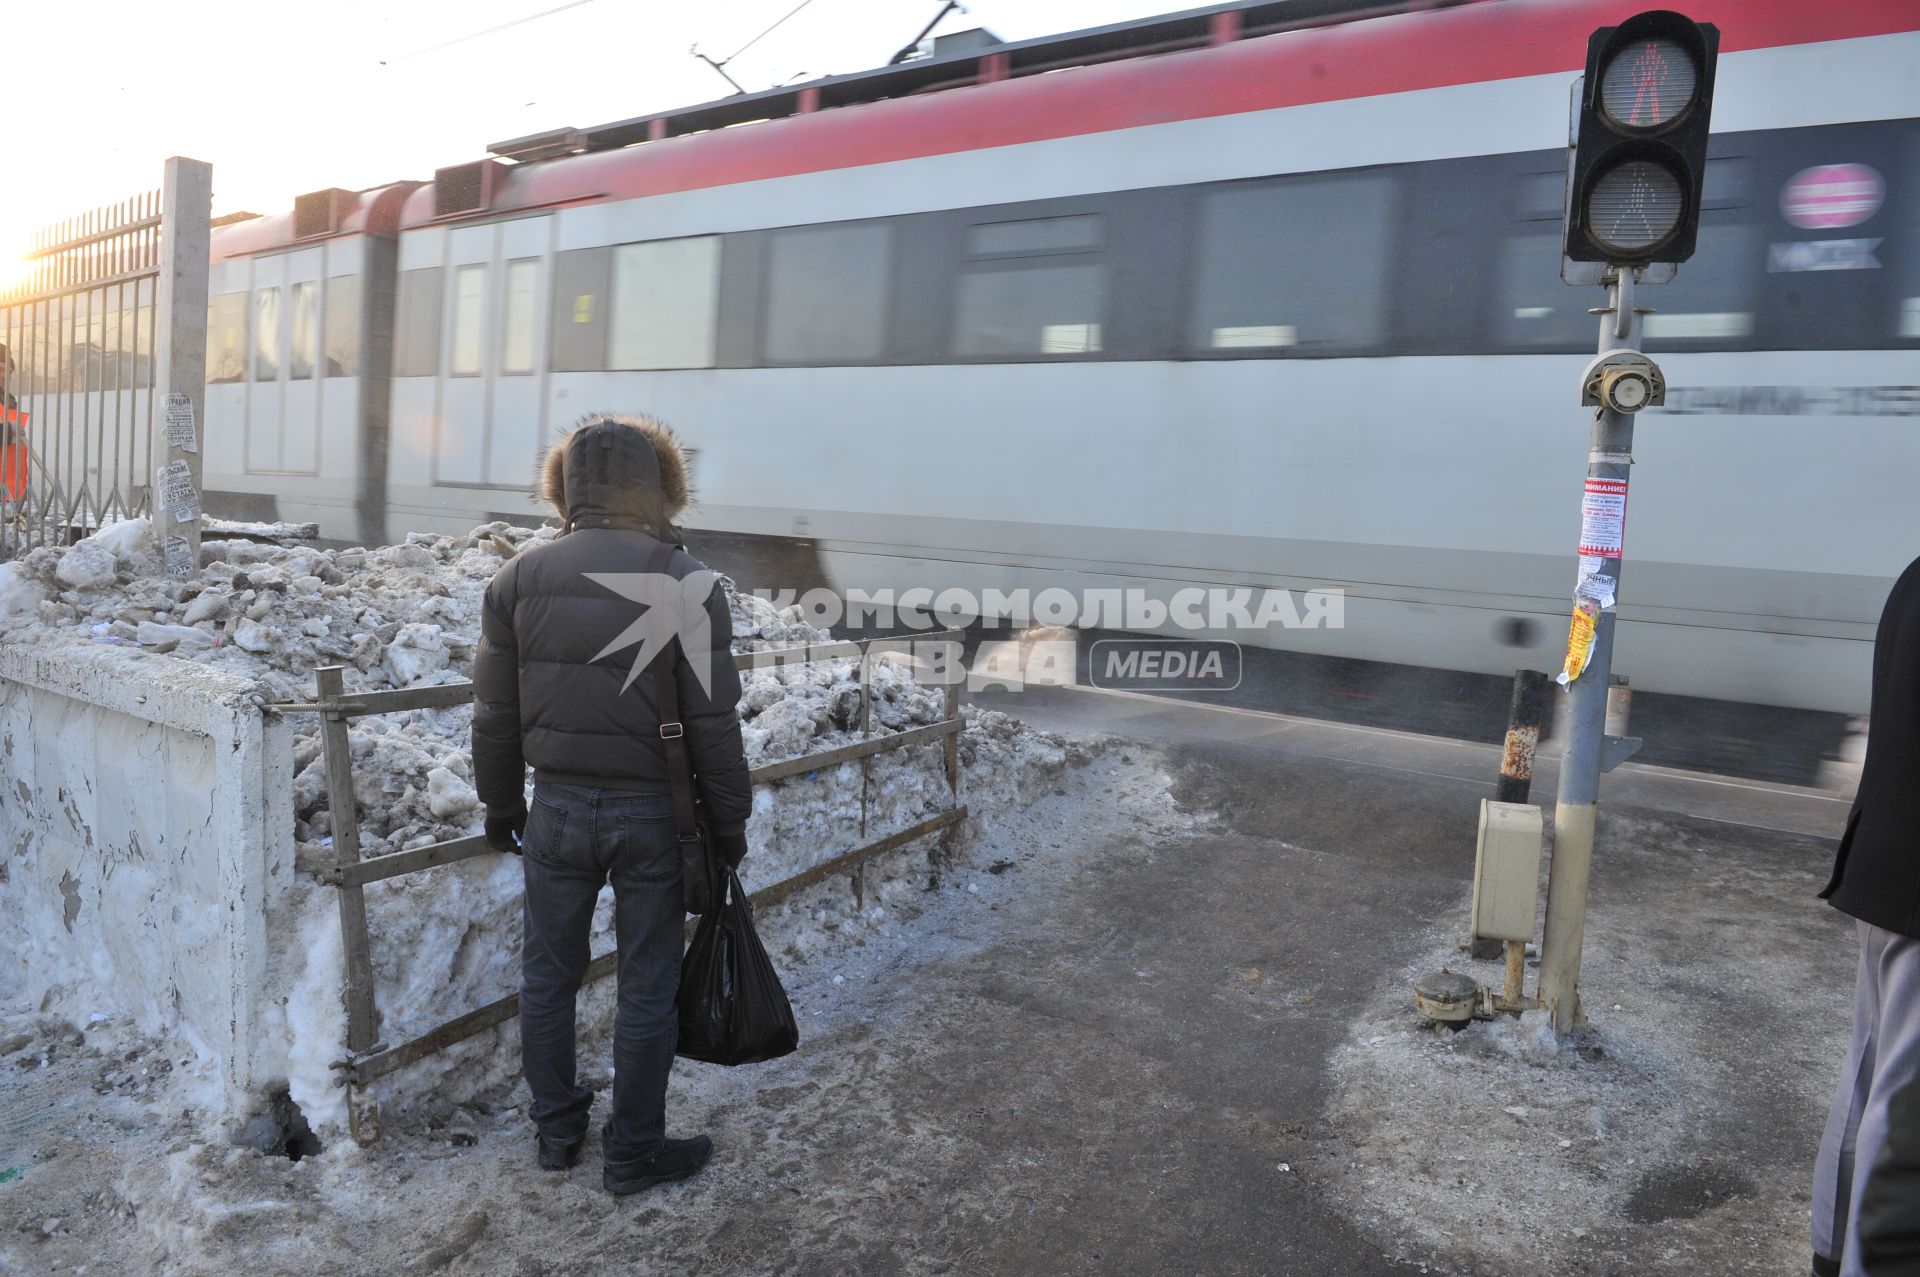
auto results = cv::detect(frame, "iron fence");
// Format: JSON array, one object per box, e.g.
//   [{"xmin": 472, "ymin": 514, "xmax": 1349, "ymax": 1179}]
[
  {"xmin": 269, "ymin": 631, "xmax": 969, "ymax": 1145},
  {"xmin": 1, "ymin": 159, "xmax": 208, "ymax": 565}
]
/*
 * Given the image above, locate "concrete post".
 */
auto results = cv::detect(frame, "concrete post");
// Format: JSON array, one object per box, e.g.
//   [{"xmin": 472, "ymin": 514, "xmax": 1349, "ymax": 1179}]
[
  {"xmin": 1537, "ymin": 267, "xmax": 1640, "ymax": 1033},
  {"xmin": 152, "ymin": 157, "xmax": 211, "ymax": 573}
]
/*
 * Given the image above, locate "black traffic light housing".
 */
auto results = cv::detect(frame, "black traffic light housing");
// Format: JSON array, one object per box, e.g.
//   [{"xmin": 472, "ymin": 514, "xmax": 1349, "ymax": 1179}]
[{"xmin": 1563, "ymin": 10, "xmax": 1719, "ymax": 265}]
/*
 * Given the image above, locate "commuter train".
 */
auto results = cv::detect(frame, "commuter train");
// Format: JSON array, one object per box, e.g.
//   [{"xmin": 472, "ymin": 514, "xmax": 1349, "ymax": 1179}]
[{"xmin": 195, "ymin": 0, "xmax": 1918, "ymax": 714}]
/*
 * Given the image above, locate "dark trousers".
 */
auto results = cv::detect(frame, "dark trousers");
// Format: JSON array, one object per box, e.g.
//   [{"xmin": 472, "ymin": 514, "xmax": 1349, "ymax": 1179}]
[{"xmin": 520, "ymin": 782, "xmax": 683, "ymax": 1168}]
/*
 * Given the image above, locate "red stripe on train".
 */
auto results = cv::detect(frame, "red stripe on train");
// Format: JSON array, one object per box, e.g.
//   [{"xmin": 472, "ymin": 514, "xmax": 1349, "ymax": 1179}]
[{"xmin": 418, "ymin": 0, "xmax": 1915, "ymax": 224}]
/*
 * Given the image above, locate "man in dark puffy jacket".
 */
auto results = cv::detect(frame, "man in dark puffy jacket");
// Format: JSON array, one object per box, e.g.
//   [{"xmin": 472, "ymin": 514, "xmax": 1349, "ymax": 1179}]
[
  {"xmin": 472, "ymin": 413, "xmax": 752, "ymax": 1195},
  {"xmin": 1812, "ymin": 553, "xmax": 1920, "ymax": 1276}
]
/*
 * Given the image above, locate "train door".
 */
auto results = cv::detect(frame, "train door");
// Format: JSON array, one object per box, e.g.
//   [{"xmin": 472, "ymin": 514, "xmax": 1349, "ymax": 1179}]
[
  {"xmin": 434, "ymin": 224, "xmax": 492, "ymax": 485},
  {"xmin": 486, "ymin": 217, "xmax": 551, "ymax": 487},
  {"xmin": 238, "ymin": 246, "xmax": 324, "ymax": 476},
  {"xmin": 279, "ymin": 247, "xmax": 326, "ymax": 474},
  {"xmin": 431, "ymin": 217, "xmax": 551, "ymax": 490},
  {"xmin": 244, "ymin": 252, "xmax": 286, "ymax": 472}
]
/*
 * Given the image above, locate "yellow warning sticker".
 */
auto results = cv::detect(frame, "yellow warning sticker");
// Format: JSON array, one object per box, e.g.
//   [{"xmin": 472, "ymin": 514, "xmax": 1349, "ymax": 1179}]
[{"xmin": 1559, "ymin": 599, "xmax": 1599, "ymax": 687}]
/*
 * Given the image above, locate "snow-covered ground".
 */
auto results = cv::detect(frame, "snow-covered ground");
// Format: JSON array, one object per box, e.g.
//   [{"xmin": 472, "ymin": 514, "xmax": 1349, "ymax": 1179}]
[
  {"xmin": 0, "ymin": 518, "xmax": 1093, "ymax": 1151},
  {"xmin": 0, "ymin": 745, "xmax": 1185, "ymax": 1277},
  {"xmin": 1322, "ymin": 804, "xmax": 1854, "ymax": 1275}
]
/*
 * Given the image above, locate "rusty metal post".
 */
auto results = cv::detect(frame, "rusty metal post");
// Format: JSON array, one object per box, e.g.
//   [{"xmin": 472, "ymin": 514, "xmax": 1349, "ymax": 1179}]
[
  {"xmin": 1504, "ymin": 940, "xmax": 1527, "ymax": 1005},
  {"xmin": 315, "ymin": 664, "xmax": 383, "ymax": 1143},
  {"xmin": 1468, "ymin": 669, "xmax": 1550, "ymax": 961},
  {"xmin": 857, "ymin": 645, "xmax": 873, "ymax": 839},
  {"xmin": 942, "ymin": 674, "xmax": 961, "ymax": 795},
  {"xmin": 1496, "ymin": 669, "xmax": 1550, "ymax": 804},
  {"xmin": 855, "ymin": 645, "xmax": 872, "ymax": 909},
  {"xmin": 1605, "ymin": 674, "xmax": 1632, "ymax": 739},
  {"xmin": 939, "ymin": 651, "xmax": 963, "ymax": 875}
]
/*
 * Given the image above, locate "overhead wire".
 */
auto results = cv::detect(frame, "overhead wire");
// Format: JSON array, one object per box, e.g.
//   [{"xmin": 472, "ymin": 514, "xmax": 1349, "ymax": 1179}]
[
  {"xmin": 722, "ymin": 0, "xmax": 821, "ymax": 64},
  {"xmin": 382, "ymin": 0, "xmax": 603, "ymax": 65}
]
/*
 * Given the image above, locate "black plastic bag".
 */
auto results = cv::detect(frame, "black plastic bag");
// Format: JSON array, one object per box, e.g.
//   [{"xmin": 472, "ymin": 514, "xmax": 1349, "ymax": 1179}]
[{"xmin": 676, "ymin": 864, "xmax": 799, "ymax": 1066}]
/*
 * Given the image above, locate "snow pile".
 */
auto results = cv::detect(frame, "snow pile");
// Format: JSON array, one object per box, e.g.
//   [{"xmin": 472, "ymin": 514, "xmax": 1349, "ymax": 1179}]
[{"xmin": 1, "ymin": 518, "xmax": 1090, "ymax": 1141}]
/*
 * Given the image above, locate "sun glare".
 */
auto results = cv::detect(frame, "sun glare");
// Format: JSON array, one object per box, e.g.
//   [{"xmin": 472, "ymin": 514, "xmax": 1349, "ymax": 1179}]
[{"xmin": 0, "ymin": 239, "xmax": 35, "ymax": 299}]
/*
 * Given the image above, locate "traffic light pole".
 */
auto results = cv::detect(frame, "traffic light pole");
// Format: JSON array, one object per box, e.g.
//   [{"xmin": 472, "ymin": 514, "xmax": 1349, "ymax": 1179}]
[{"xmin": 1536, "ymin": 266, "xmax": 1642, "ymax": 1033}]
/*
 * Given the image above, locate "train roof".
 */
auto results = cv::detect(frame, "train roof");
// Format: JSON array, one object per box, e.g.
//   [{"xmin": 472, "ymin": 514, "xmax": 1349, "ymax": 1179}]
[
  {"xmin": 393, "ymin": 0, "xmax": 1913, "ymax": 232},
  {"xmin": 218, "ymin": 0, "xmax": 1916, "ymax": 256},
  {"xmin": 210, "ymin": 184, "xmax": 419, "ymax": 264},
  {"xmin": 483, "ymin": 0, "xmax": 1422, "ymax": 163}
]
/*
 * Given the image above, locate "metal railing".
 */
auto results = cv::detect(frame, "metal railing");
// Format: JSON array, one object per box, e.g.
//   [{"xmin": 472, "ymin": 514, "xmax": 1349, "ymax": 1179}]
[
  {"xmin": 272, "ymin": 630, "xmax": 968, "ymax": 1144},
  {"xmin": 1, "ymin": 159, "xmax": 208, "ymax": 567}
]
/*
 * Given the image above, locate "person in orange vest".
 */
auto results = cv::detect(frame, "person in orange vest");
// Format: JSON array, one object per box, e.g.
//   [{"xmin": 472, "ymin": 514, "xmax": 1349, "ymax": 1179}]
[
  {"xmin": 0, "ymin": 342, "xmax": 17, "ymax": 423},
  {"xmin": 1, "ymin": 344, "xmax": 28, "ymax": 502}
]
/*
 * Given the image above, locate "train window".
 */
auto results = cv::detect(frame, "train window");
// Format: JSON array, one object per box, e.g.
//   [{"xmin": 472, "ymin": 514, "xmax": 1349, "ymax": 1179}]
[
  {"xmin": 132, "ymin": 281, "xmax": 154, "ymax": 389},
  {"xmin": 450, "ymin": 264, "xmax": 487, "ymax": 377},
  {"xmin": 549, "ymin": 247, "xmax": 610, "ymax": 373},
  {"xmin": 1189, "ymin": 172, "xmax": 1393, "ymax": 353},
  {"xmin": 765, "ymin": 223, "xmax": 891, "ymax": 362},
  {"xmin": 953, "ymin": 214, "xmax": 1105, "ymax": 358},
  {"xmin": 289, "ymin": 281, "xmax": 317, "ymax": 381},
  {"xmin": 967, "ymin": 215, "xmax": 1101, "ymax": 256},
  {"xmin": 1897, "ymin": 139, "xmax": 1920, "ymax": 341},
  {"xmin": 1495, "ymin": 232, "xmax": 1593, "ymax": 350},
  {"xmin": 394, "ymin": 267, "xmax": 443, "ymax": 377},
  {"xmin": 323, "ymin": 274, "xmax": 359, "ymax": 377},
  {"xmin": 610, "ymin": 236, "xmax": 720, "ymax": 370},
  {"xmin": 92, "ymin": 306, "xmax": 120, "ymax": 393},
  {"xmin": 500, "ymin": 258, "xmax": 539, "ymax": 376},
  {"xmin": 1641, "ymin": 223, "xmax": 1760, "ymax": 349},
  {"xmin": 207, "ymin": 293, "xmax": 247, "ymax": 384},
  {"xmin": 252, "ymin": 287, "xmax": 280, "ymax": 382},
  {"xmin": 954, "ymin": 264, "xmax": 1105, "ymax": 355}
]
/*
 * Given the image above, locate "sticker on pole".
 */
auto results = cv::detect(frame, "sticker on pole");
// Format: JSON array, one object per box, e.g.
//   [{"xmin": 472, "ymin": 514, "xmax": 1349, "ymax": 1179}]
[
  {"xmin": 1780, "ymin": 164, "xmax": 1884, "ymax": 231},
  {"xmin": 164, "ymin": 393, "xmax": 199, "ymax": 454},
  {"xmin": 1578, "ymin": 477, "xmax": 1628, "ymax": 557},
  {"xmin": 163, "ymin": 535, "xmax": 194, "ymax": 577},
  {"xmin": 155, "ymin": 460, "xmax": 200, "ymax": 524},
  {"xmin": 1558, "ymin": 598, "xmax": 1601, "ymax": 688}
]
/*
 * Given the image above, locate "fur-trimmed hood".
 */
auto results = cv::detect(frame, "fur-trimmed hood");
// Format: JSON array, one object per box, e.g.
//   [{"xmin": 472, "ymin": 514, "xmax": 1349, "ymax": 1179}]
[{"xmin": 539, "ymin": 413, "xmax": 690, "ymax": 534}]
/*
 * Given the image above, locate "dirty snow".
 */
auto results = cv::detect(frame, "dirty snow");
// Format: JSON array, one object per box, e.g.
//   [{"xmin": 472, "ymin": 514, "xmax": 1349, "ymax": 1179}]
[
  {"xmin": 0, "ymin": 517, "xmax": 1094, "ymax": 1150},
  {"xmin": 1322, "ymin": 805, "xmax": 1855, "ymax": 1276},
  {"xmin": 0, "ymin": 744, "xmax": 1182, "ymax": 1277}
]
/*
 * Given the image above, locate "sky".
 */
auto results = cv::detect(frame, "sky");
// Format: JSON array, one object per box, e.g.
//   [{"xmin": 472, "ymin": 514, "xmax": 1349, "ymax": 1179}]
[{"xmin": 1, "ymin": 0, "xmax": 1192, "ymax": 273}]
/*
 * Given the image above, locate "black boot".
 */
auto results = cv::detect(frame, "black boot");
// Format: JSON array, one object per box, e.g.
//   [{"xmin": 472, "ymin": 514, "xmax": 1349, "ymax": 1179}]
[
  {"xmin": 537, "ymin": 1132, "xmax": 586, "ymax": 1170},
  {"xmin": 603, "ymin": 1135, "xmax": 713, "ymax": 1196}
]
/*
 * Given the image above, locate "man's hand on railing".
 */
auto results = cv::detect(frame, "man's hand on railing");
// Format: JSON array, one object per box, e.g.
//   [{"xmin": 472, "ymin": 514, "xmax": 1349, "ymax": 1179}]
[{"xmin": 485, "ymin": 804, "xmax": 527, "ymax": 855}]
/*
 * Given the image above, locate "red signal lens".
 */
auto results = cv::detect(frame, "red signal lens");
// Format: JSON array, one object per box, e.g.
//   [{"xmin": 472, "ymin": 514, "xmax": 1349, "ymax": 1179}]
[{"xmin": 1599, "ymin": 37, "xmax": 1696, "ymax": 132}]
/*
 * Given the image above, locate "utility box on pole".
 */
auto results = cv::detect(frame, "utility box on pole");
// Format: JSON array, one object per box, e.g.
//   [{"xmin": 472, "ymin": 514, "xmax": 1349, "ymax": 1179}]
[{"xmin": 1471, "ymin": 800, "xmax": 1545, "ymax": 945}]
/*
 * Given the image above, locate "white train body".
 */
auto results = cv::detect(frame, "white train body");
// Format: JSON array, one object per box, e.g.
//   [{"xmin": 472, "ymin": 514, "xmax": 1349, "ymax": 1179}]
[{"xmin": 204, "ymin": 0, "xmax": 1920, "ymax": 713}]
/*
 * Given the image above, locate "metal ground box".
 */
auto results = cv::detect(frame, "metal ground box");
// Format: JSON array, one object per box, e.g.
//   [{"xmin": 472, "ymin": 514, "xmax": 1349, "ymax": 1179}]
[{"xmin": 1470, "ymin": 799, "xmax": 1544, "ymax": 943}]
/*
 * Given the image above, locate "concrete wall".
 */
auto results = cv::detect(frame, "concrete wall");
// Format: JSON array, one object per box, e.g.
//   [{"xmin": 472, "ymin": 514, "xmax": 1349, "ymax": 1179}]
[{"xmin": 0, "ymin": 643, "xmax": 293, "ymax": 1120}]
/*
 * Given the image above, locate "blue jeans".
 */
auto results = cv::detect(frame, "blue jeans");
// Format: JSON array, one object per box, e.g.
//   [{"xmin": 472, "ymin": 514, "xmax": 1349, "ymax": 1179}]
[
  {"xmin": 520, "ymin": 783, "xmax": 683, "ymax": 1168},
  {"xmin": 1813, "ymin": 920, "xmax": 1920, "ymax": 1275}
]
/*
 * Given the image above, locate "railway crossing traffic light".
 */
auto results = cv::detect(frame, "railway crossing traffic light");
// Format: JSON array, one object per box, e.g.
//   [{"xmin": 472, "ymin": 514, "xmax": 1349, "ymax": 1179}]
[{"xmin": 1562, "ymin": 10, "xmax": 1720, "ymax": 265}]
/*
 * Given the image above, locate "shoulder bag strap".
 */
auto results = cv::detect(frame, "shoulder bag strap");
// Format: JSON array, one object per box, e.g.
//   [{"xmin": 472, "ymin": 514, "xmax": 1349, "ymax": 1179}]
[{"xmin": 645, "ymin": 540, "xmax": 700, "ymax": 841}]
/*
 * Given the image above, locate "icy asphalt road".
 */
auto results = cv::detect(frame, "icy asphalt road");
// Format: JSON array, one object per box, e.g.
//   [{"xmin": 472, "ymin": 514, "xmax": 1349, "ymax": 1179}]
[{"xmin": 3, "ymin": 686, "xmax": 1853, "ymax": 1276}]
